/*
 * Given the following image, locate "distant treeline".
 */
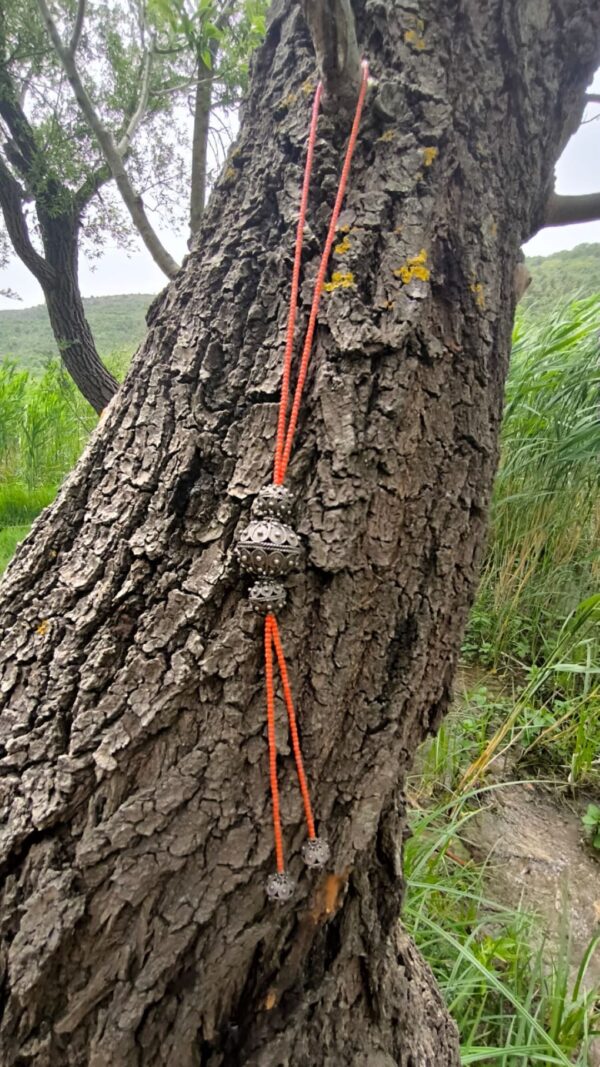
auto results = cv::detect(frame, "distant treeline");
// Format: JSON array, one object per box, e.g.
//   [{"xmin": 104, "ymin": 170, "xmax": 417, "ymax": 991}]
[
  {"xmin": 1, "ymin": 242, "xmax": 599, "ymax": 371},
  {"xmin": 521, "ymin": 241, "xmax": 600, "ymax": 316},
  {"xmin": 0, "ymin": 293, "xmax": 153, "ymax": 372}
]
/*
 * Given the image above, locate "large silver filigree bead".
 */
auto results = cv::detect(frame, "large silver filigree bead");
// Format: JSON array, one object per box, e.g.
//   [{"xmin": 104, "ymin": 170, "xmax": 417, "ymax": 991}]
[
  {"xmin": 235, "ymin": 518, "xmax": 302, "ymax": 578},
  {"xmin": 302, "ymin": 837, "xmax": 331, "ymax": 869},
  {"xmin": 248, "ymin": 580, "xmax": 287, "ymax": 614},
  {"xmin": 266, "ymin": 871, "xmax": 295, "ymax": 901},
  {"xmin": 252, "ymin": 484, "xmax": 294, "ymax": 522}
]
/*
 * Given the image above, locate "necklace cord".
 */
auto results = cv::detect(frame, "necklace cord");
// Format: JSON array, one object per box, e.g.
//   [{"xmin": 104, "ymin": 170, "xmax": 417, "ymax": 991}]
[
  {"xmin": 262, "ymin": 62, "xmax": 369, "ymax": 884},
  {"xmin": 274, "ymin": 62, "xmax": 370, "ymax": 486}
]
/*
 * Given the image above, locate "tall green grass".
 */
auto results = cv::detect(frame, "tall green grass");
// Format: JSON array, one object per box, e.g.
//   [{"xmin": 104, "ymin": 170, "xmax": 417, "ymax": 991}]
[
  {"xmin": 0, "ymin": 353, "xmax": 129, "ymax": 571},
  {"xmin": 466, "ymin": 295, "xmax": 600, "ymax": 676},
  {"xmin": 405, "ymin": 790, "xmax": 600, "ymax": 1065}
]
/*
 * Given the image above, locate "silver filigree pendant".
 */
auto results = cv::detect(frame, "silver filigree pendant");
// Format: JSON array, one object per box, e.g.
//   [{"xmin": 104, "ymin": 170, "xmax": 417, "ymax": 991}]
[
  {"xmin": 252, "ymin": 484, "xmax": 294, "ymax": 522},
  {"xmin": 302, "ymin": 837, "xmax": 331, "ymax": 869},
  {"xmin": 248, "ymin": 580, "xmax": 287, "ymax": 614},
  {"xmin": 235, "ymin": 517, "xmax": 302, "ymax": 578},
  {"xmin": 266, "ymin": 871, "xmax": 295, "ymax": 901}
]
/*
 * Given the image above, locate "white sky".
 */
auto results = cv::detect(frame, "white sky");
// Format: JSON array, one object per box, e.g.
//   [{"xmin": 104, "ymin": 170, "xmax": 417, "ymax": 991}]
[{"xmin": 1, "ymin": 70, "xmax": 599, "ymax": 311}]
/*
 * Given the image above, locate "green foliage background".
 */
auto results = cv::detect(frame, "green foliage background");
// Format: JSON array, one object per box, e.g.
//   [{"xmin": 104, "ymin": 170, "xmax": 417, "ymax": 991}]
[
  {"xmin": 521, "ymin": 242, "xmax": 600, "ymax": 316},
  {"xmin": 0, "ymin": 294, "xmax": 152, "ymax": 373}
]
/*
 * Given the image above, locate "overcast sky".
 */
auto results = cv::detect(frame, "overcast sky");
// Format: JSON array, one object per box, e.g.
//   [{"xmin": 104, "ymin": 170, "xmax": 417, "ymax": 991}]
[{"xmin": 1, "ymin": 69, "xmax": 598, "ymax": 312}]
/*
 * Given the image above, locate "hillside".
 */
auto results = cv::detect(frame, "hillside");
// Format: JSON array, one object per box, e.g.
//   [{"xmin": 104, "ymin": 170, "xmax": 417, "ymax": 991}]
[
  {"xmin": 522, "ymin": 242, "xmax": 600, "ymax": 316},
  {"xmin": 0, "ymin": 293, "xmax": 154, "ymax": 372},
  {"xmin": 1, "ymin": 244, "xmax": 599, "ymax": 373}
]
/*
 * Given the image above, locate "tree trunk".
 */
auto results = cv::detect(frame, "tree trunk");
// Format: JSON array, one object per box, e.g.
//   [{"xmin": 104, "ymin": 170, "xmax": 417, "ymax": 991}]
[
  {"xmin": 38, "ymin": 214, "xmax": 118, "ymax": 413},
  {"xmin": 0, "ymin": 2, "xmax": 598, "ymax": 1065}
]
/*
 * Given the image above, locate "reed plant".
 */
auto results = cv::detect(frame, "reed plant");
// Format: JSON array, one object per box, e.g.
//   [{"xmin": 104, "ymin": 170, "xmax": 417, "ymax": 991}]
[{"xmin": 467, "ymin": 296, "xmax": 600, "ymax": 676}]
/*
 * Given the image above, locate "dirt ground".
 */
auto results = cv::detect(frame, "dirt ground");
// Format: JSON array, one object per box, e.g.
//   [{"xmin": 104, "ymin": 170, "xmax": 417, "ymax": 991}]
[{"xmin": 454, "ymin": 669, "xmax": 600, "ymax": 1065}]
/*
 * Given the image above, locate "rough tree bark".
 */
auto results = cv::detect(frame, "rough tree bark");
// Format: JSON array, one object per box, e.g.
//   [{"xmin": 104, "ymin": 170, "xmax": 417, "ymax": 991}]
[{"xmin": 0, "ymin": 2, "xmax": 598, "ymax": 1065}]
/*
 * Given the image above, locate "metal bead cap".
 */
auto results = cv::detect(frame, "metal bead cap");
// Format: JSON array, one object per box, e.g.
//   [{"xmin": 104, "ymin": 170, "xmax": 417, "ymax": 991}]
[
  {"xmin": 235, "ymin": 518, "xmax": 303, "ymax": 578},
  {"xmin": 252, "ymin": 484, "xmax": 294, "ymax": 522},
  {"xmin": 248, "ymin": 580, "xmax": 287, "ymax": 614},
  {"xmin": 302, "ymin": 837, "xmax": 331, "ymax": 869},
  {"xmin": 266, "ymin": 871, "xmax": 295, "ymax": 901}
]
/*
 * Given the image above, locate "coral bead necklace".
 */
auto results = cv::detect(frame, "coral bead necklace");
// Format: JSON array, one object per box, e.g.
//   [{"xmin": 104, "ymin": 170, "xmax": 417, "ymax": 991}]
[{"xmin": 236, "ymin": 61, "xmax": 369, "ymax": 900}]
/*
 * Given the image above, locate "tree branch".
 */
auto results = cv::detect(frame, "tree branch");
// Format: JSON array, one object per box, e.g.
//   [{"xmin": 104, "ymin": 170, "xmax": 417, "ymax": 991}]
[
  {"xmin": 74, "ymin": 161, "xmax": 112, "ymax": 212},
  {"xmin": 115, "ymin": 45, "xmax": 153, "ymax": 157},
  {"xmin": 585, "ymin": 93, "xmax": 600, "ymax": 105},
  {"xmin": 0, "ymin": 153, "xmax": 55, "ymax": 285},
  {"xmin": 300, "ymin": 0, "xmax": 361, "ymax": 110},
  {"xmin": 0, "ymin": 68, "xmax": 38, "ymax": 175},
  {"xmin": 68, "ymin": 0, "xmax": 87, "ymax": 58},
  {"xmin": 36, "ymin": 0, "xmax": 180, "ymax": 278},
  {"xmin": 544, "ymin": 190, "xmax": 600, "ymax": 227}
]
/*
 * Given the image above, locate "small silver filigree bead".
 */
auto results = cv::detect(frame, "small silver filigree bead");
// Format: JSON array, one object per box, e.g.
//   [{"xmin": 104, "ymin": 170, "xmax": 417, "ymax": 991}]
[
  {"xmin": 248, "ymin": 580, "xmax": 287, "ymax": 614},
  {"xmin": 252, "ymin": 484, "xmax": 294, "ymax": 522},
  {"xmin": 302, "ymin": 837, "xmax": 331, "ymax": 869},
  {"xmin": 266, "ymin": 871, "xmax": 295, "ymax": 901},
  {"xmin": 235, "ymin": 518, "xmax": 303, "ymax": 578}
]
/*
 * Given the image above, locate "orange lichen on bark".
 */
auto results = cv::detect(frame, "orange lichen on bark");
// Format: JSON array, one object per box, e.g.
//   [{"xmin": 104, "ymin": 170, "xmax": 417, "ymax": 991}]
[
  {"xmin": 470, "ymin": 281, "xmax": 485, "ymax": 307},
  {"xmin": 334, "ymin": 235, "xmax": 352, "ymax": 254},
  {"xmin": 404, "ymin": 28, "xmax": 426, "ymax": 50},
  {"xmin": 323, "ymin": 271, "xmax": 355, "ymax": 292},
  {"xmin": 394, "ymin": 248, "xmax": 430, "ymax": 284}
]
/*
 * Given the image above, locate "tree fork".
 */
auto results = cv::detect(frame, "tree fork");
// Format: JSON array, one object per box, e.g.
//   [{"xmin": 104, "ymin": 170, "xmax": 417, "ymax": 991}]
[{"xmin": 0, "ymin": 2, "xmax": 599, "ymax": 1065}]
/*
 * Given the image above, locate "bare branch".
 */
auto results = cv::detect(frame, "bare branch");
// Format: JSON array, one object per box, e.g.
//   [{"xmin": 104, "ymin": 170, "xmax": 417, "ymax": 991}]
[
  {"xmin": 585, "ymin": 93, "xmax": 600, "ymax": 105},
  {"xmin": 150, "ymin": 76, "xmax": 197, "ymax": 97},
  {"xmin": 68, "ymin": 0, "xmax": 87, "ymax": 58},
  {"xmin": 544, "ymin": 191, "xmax": 600, "ymax": 227},
  {"xmin": 300, "ymin": 0, "xmax": 361, "ymax": 110},
  {"xmin": 190, "ymin": 54, "xmax": 212, "ymax": 234},
  {"xmin": 36, "ymin": 0, "xmax": 180, "ymax": 278},
  {"xmin": 116, "ymin": 46, "xmax": 153, "ymax": 157}
]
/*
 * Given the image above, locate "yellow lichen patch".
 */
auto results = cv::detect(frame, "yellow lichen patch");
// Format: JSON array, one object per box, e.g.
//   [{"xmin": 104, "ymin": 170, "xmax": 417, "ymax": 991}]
[
  {"xmin": 301, "ymin": 79, "xmax": 315, "ymax": 96},
  {"xmin": 423, "ymin": 146, "xmax": 438, "ymax": 167},
  {"xmin": 338, "ymin": 224, "xmax": 351, "ymax": 233},
  {"xmin": 334, "ymin": 234, "xmax": 351, "ymax": 255},
  {"xmin": 470, "ymin": 281, "xmax": 485, "ymax": 308},
  {"xmin": 223, "ymin": 166, "xmax": 237, "ymax": 184},
  {"xmin": 278, "ymin": 90, "xmax": 297, "ymax": 110},
  {"xmin": 377, "ymin": 129, "xmax": 396, "ymax": 143},
  {"xmin": 394, "ymin": 248, "xmax": 430, "ymax": 285},
  {"xmin": 394, "ymin": 226, "xmax": 403, "ymax": 235},
  {"xmin": 323, "ymin": 271, "xmax": 355, "ymax": 292},
  {"xmin": 489, "ymin": 219, "xmax": 498, "ymax": 237},
  {"xmin": 263, "ymin": 990, "xmax": 278, "ymax": 1011},
  {"xmin": 404, "ymin": 28, "xmax": 426, "ymax": 50},
  {"xmin": 36, "ymin": 619, "xmax": 49, "ymax": 636}
]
